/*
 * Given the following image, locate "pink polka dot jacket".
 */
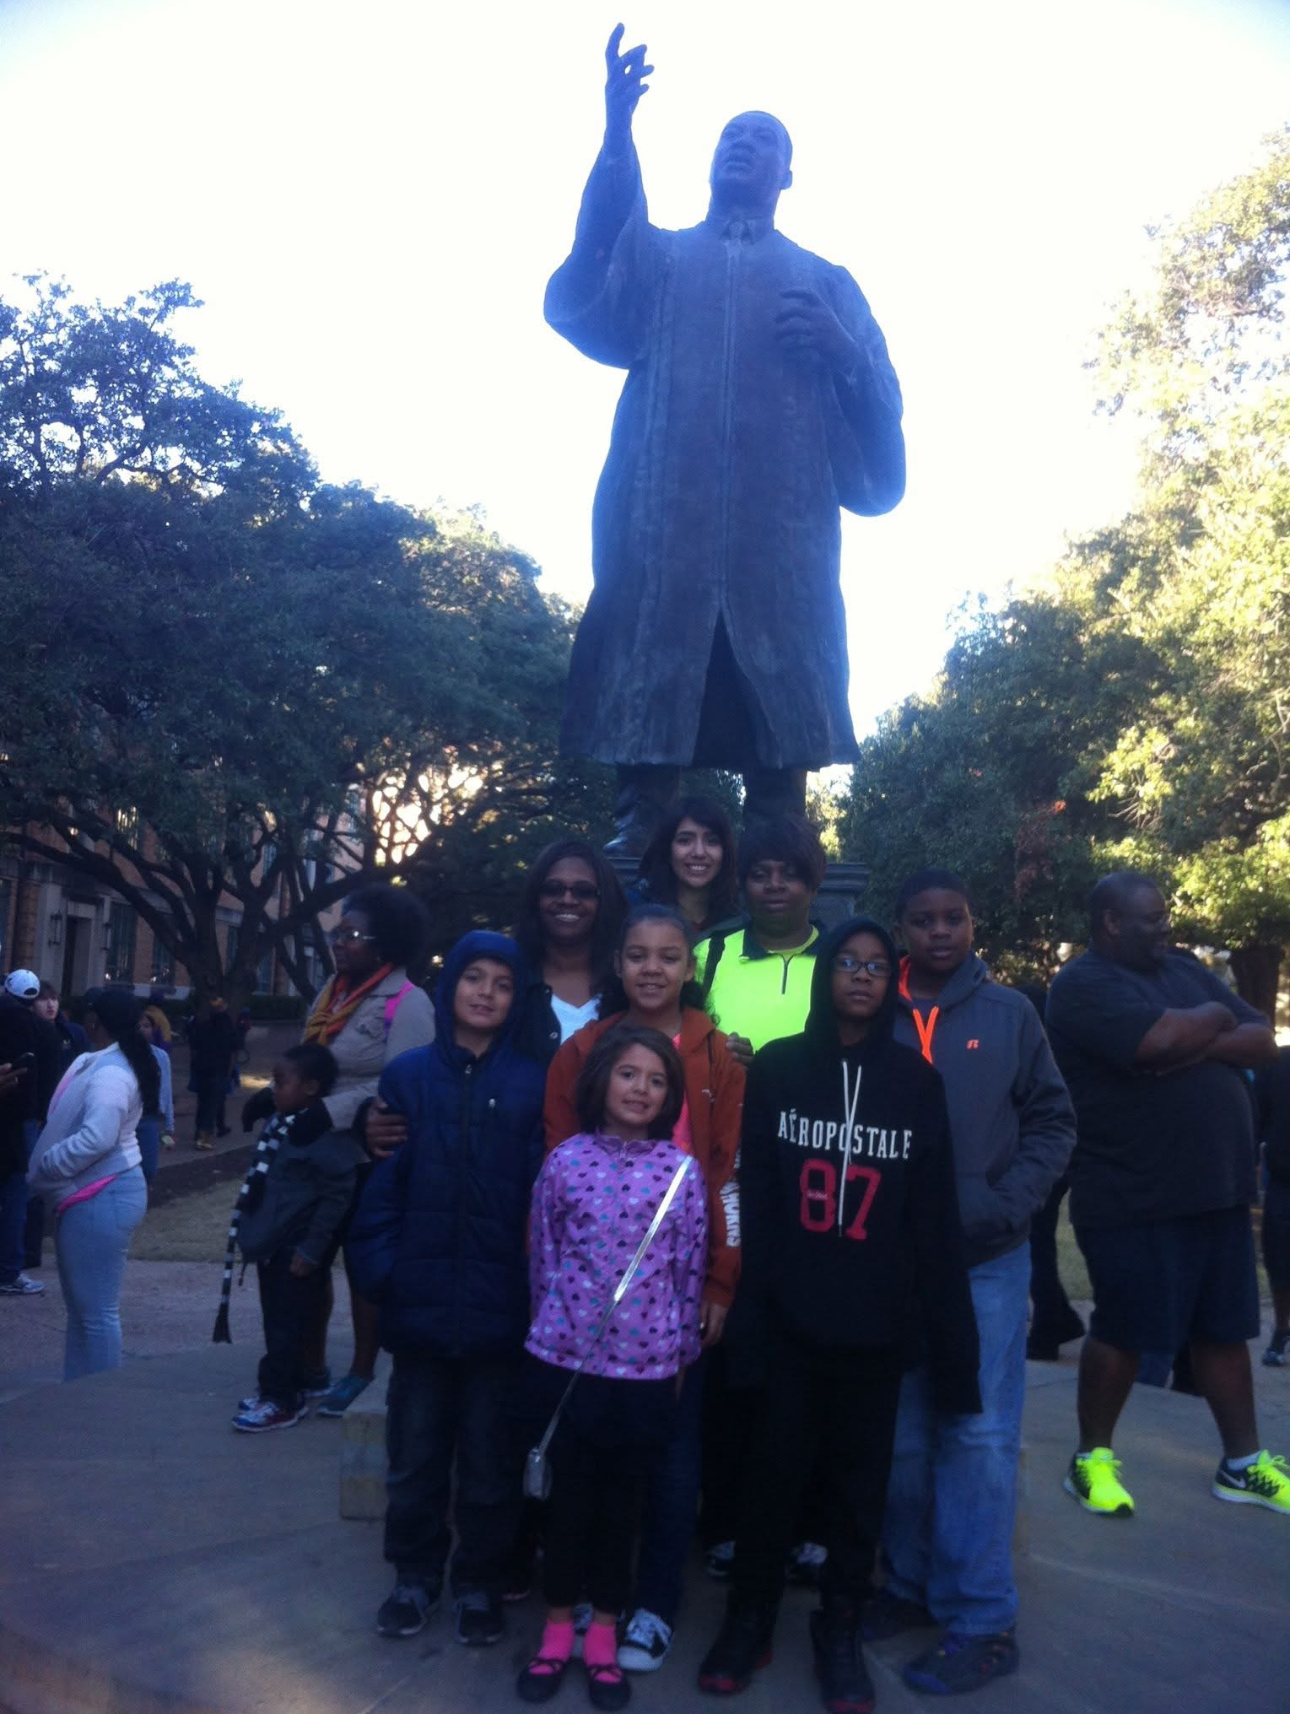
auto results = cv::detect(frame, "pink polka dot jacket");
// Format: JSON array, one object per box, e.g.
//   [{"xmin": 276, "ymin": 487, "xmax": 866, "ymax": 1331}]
[{"xmin": 526, "ymin": 1131, "xmax": 709, "ymax": 1381}]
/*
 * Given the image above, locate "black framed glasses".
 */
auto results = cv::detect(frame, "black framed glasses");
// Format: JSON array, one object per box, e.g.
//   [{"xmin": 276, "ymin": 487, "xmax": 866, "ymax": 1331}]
[
  {"xmin": 832, "ymin": 955, "xmax": 891, "ymax": 977},
  {"xmin": 330, "ymin": 928, "xmax": 377, "ymax": 945}
]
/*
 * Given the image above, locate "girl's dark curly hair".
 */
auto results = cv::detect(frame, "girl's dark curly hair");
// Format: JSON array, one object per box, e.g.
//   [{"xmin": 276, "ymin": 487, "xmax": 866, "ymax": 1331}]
[
  {"xmin": 515, "ymin": 838, "xmax": 627, "ymax": 999},
  {"xmin": 342, "ymin": 882, "xmax": 431, "ymax": 970},
  {"xmin": 635, "ymin": 795, "xmax": 739, "ymax": 924}
]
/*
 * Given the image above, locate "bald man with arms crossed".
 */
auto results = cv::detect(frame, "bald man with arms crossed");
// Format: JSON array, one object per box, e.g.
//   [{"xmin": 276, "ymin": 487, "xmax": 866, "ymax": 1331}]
[{"xmin": 1046, "ymin": 872, "xmax": 1287, "ymax": 1520}]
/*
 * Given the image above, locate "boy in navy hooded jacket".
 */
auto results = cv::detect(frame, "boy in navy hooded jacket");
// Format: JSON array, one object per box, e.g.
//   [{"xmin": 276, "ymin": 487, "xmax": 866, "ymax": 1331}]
[{"xmin": 348, "ymin": 931, "xmax": 546, "ymax": 1652}]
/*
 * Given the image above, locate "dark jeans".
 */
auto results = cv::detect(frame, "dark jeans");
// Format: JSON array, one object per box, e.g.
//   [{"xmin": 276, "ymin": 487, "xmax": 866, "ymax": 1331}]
[
  {"xmin": 699, "ymin": 1343, "xmax": 745, "ymax": 1548},
  {"xmin": 23, "ymin": 1193, "xmax": 45, "ymax": 1269},
  {"xmin": 256, "ymin": 1245, "xmax": 328, "ymax": 1409},
  {"xmin": 194, "ymin": 1073, "xmax": 226, "ymax": 1135},
  {"xmin": 385, "ymin": 1350, "xmax": 522, "ymax": 1597},
  {"xmin": 1029, "ymin": 1172, "xmax": 1082, "ymax": 1341},
  {"xmin": 137, "ymin": 1117, "xmax": 161, "ymax": 1184},
  {"xmin": 633, "ymin": 1353, "xmax": 706, "ymax": 1624},
  {"xmin": 0, "ymin": 1169, "xmax": 28, "ymax": 1283},
  {"xmin": 733, "ymin": 1335, "xmax": 905, "ymax": 1614},
  {"xmin": 543, "ymin": 1423, "xmax": 645, "ymax": 1616}
]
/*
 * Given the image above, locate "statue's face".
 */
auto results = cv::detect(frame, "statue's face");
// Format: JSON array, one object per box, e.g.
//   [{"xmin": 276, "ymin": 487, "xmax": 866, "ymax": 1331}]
[{"xmin": 710, "ymin": 111, "xmax": 792, "ymax": 208}]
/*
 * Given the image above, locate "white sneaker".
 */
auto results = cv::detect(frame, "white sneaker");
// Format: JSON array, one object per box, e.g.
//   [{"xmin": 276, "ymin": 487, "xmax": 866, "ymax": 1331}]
[
  {"xmin": 618, "ymin": 1608, "xmax": 673, "ymax": 1673},
  {"xmin": 0, "ymin": 1273, "xmax": 44, "ymax": 1295}
]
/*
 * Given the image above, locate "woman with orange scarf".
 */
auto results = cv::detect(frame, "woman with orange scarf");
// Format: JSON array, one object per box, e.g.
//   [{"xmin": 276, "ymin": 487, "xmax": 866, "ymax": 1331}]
[{"xmin": 245, "ymin": 883, "xmax": 435, "ymax": 1416}]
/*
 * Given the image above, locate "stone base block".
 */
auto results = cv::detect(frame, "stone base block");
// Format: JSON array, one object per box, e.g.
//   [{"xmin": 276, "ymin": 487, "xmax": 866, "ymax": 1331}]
[{"xmin": 339, "ymin": 1357, "xmax": 391, "ymax": 1521}]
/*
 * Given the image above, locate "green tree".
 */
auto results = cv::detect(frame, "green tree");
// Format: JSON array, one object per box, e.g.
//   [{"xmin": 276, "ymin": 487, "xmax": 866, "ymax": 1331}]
[
  {"xmin": 0, "ymin": 277, "xmax": 611, "ymax": 1000},
  {"xmin": 845, "ymin": 129, "xmax": 1290, "ymax": 1011}
]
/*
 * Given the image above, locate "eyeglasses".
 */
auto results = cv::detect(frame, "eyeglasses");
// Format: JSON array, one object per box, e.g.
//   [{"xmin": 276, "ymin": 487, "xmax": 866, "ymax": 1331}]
[
  {"xmin": 539, "ymin": 882, "xmax": 600, "ymax": 902},
  {"xmin": 330, "ymin": 928, "xmax": 377, "ymax": 945},
  {"xmin": 832, "ymin": 956, "xmax": 891, "ymax": 977}
]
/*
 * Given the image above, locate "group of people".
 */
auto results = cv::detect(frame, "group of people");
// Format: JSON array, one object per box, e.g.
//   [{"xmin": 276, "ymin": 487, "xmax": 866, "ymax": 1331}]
[
  {"xmin": 211, "ymin": 800, "xmax": 1289, "ymax": 1714},
  {"xmin": 2, "ymin": 796, "xmax": 1285, "ymax": 1713}
]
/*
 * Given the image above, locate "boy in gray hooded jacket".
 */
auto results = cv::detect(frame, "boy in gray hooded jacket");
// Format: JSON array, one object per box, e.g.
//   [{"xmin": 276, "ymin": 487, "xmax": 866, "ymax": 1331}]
[{"xmin": 864, "ymin": 869, "xmax": 1075, "ymax": 1695}]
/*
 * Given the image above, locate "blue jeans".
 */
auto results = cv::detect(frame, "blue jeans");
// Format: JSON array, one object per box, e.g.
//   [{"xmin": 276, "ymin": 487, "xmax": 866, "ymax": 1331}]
[
  {"xmin": 881, "ymin": 1241, "xmax": 1030, "ymax": 1636},
  {"xmin": 0, "ymin": 1169, "xmax": 28, "ymax": 1282},
  {"xmin": 55, "ymin": 1168, "xmax": 148, "ymax": 1380},
  {"xmin": 632, "ymin": 1352, "xmax": 707, "ymax": 1625}
]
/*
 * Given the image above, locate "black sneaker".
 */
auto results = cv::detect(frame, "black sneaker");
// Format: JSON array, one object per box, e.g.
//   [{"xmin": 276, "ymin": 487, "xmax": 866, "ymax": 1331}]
[
  {"xmin": 376, "ymin": 1580, "xmax": 439, "ymax": 1638},
  {"xmin": 903, "ymin": 1630, "xmax": 1020, "ymax": 1694},
  {"xmin": 618, "ymin": 1608, "xmax": 672, "ymax": 1672},
  {"xmin": 455, "ymin": 1589, "xmax": 505, "ymax": 1646},
  {"xmin": 697, "ymin": 1604, "xmax": 774, "ymax": 1695},
  {"xmin": 810, "ymin": 1606, "xmax": 874, "ymax": 1714},
  {"xmin": 859, "ymin": 1586, "xmax": 935, "ymax": 1642}
]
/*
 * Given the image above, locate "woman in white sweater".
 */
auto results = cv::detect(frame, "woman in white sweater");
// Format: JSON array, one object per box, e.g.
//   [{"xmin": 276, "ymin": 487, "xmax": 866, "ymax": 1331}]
[{"xmin": 28, "ymin": 988, "xmax": 155, "ymax": 1380}]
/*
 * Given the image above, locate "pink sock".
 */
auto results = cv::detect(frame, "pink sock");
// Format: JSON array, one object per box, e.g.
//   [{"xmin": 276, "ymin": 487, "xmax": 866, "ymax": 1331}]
[
  {"xmin": 529, "ymin": 1619, "xmax": 575, "ymax": 1674},
  {"xmin": 583, "ymin": 1621, "xmax": 620, "ymax": 1672}
]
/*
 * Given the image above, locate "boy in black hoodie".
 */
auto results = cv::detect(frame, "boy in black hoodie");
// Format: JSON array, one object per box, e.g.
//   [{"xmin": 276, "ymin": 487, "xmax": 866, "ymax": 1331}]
[{"xmin": 698, "ymin": 917, "xmax": 979, "ymax": 1714}]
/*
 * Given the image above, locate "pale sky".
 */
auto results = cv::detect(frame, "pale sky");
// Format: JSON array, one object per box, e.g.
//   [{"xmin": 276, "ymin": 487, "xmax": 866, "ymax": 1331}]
[{"xmin": 2, "ymin": 0, "xmax": 1288, "ymax": 730}]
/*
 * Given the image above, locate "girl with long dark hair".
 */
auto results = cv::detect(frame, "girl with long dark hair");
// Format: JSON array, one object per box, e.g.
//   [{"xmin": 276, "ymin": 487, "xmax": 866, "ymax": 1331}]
[
  {"xmin": 632, "ymin": 797, "xmax": 739, "ymax": 933},
  {"xmin": 28, "ymin": 988, "xmax": 156, "ymax": 1379}
]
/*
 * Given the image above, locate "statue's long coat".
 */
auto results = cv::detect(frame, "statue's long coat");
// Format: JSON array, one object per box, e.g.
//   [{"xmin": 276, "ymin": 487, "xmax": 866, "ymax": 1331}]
[{"xmin": 545, "ymin": 144, "xmax": 905, "ymax": 771}]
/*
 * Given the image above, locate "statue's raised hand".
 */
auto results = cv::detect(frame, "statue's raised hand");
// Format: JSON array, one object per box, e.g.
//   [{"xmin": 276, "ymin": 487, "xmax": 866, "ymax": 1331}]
[{"xmin": 604, "ymin": 23, "xmax": 653, "ymax": 146}]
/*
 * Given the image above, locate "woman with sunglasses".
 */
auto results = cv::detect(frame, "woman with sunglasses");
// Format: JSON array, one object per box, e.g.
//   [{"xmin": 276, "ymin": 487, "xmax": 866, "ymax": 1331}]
[
  {"xmin": 244, "ymin": 882, "xmax": 434, "ymax": 1416},
  {"xmin": 513, "ymin": 838, "xmax": 628, "ymax": 1066}
]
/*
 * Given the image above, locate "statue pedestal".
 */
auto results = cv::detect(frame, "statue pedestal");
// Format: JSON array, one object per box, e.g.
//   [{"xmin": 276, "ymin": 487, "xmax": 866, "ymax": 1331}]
[{"xmin": 815, "ymin": 860, "xmax": 870, "ymax": 926}]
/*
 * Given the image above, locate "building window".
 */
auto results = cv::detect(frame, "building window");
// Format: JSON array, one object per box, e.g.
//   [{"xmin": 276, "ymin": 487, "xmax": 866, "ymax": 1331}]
[
  {"xmin": 114, "ymin": 806, "xmax": 142, "ymax": 843},
  {"xmin": 150, "ymin": 929, "xmax": 175, "ymax": 987},
  {"xmin": 104, "ymin": 903, "xmax": 137, "ymax": 985}
]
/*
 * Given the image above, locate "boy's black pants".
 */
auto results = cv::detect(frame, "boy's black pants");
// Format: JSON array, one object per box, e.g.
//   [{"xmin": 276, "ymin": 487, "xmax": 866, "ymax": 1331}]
[
  {"xmin": 384, "ymin": 1350, "xmax": 522, "ymax": 1597},
  {"xmin": 257, "ymin": 1245, "xmax": 327, "ymax": 1409},
  {"xmin": 732, "ymin": 1332, "xmax": 905, "ymax": 1612}
]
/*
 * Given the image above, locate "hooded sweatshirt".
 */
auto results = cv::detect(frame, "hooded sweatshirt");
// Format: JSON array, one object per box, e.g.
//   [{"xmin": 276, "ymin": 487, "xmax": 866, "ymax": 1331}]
[
  {"xmin": 894, "ymin": 953, "xmax": 1075, "ymax": 1266},
  {"xmin": 346, "ymin": 932, "xmax": 547, "ymax": 1359},
  {"xmin": 738, "ymin": 916, "xmax": 981, "ymax": 1414}
]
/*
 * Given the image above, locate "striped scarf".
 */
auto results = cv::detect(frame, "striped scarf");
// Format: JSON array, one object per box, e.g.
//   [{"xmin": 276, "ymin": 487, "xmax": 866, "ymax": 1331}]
[
  {"xmin": 212, "ymin": 1110, "xmax": 293, "ymax": 1344},
  {"xmin": 301, "ymin": 964, "xmax": 394, "ymax": 1045}
]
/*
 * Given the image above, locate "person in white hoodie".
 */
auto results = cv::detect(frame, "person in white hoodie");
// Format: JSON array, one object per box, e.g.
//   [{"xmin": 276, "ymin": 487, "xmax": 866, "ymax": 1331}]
[{"xmin": 28, "ymin": 988, "xmax": 154, "ymax": 1379}]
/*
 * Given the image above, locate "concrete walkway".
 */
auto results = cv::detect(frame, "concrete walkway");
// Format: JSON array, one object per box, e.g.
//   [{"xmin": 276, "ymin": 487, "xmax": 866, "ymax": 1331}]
[{"xmin": 1, "ymin": 1346, "xmax": 1287, "ymax": 1714}]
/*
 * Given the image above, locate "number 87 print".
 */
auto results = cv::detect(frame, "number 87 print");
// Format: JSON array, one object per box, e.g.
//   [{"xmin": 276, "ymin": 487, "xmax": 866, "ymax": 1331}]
[{"xmin": 799, "ymin": 1160, "xmax": 881, "ymax": 1238}]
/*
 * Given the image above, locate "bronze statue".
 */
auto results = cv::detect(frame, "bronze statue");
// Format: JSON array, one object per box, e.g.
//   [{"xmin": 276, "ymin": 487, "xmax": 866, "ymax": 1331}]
[{"xmin": 547, "ymin": 27, "xmax": 906, "ymax": 851}]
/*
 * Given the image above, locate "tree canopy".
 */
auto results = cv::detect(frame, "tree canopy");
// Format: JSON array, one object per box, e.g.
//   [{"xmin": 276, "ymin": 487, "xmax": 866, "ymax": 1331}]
[
  {"xmin": 0, "ymin": 275, "xmax": 611, "ymax": 1000},
  {"xmin": 844, "ymin": 128, "xmax": 1290, "ymax": 1015}
]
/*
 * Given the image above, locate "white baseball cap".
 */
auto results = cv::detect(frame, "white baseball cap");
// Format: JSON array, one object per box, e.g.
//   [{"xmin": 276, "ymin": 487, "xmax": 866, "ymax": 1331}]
[{"xmin": 4, "ymin": 970, "xmax": 41, "ymax": 1000}]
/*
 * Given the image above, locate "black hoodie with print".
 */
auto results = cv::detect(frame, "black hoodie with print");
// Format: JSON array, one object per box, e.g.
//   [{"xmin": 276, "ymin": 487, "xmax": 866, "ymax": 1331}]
[{"xmin": 739, "ymin": 916, "xmax": 981, "ymax": 1415}]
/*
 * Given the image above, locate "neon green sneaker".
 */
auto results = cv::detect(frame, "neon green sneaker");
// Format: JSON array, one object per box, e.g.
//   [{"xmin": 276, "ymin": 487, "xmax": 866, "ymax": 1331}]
[
  {"xmin": 1064, "ymin": 1447, "xmax": 1134, "ymax": 1516},
  {"xmin": 1212, "ymin": 1451, "xmax": 1290, "ymax": 1513}
]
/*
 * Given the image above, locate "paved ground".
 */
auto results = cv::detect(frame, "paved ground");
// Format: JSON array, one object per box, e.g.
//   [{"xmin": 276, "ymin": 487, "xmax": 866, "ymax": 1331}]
[
  {"xmin": 4, "ymin": 1021, "xmax": 1286, "ymax": 1709},
  {"xmin": 1, "ymin": 1335, "xmax": 1287, "ymax": 1714}
]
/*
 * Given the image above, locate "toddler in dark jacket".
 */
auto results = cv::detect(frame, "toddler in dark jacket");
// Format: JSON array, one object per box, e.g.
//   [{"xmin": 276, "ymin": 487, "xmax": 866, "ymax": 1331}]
[
  {"xmin": 221, "ymin": 1042, "xmax": 357, "ymax": 1434},
  {"xmin": 347, "ymin": 931, "xmax": 546, "ymax": 1652}
]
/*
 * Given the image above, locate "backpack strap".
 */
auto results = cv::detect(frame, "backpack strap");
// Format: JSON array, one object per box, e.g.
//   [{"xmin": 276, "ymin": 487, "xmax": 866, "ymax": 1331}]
[
  {"xmin": 700, "ymin": 932, "xmax": 730, "ymax": 1003},
  {"xmin": 383, "ymin": 981, "xmax": 415, "ymax": 1039}
]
